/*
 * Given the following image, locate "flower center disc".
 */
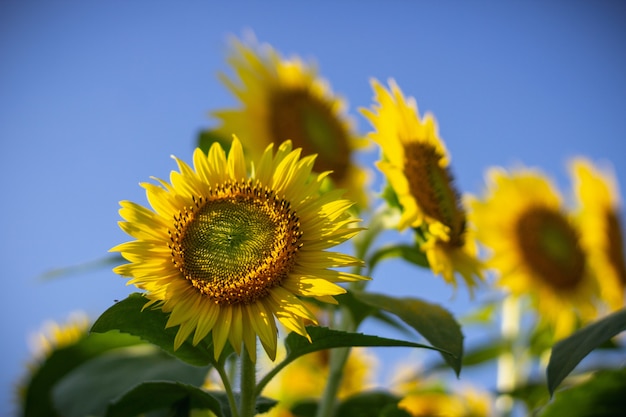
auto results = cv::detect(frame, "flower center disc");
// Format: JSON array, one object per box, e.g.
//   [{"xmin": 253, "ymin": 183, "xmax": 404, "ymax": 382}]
[
  {"xmin": 269, "ymin": 89, "xmax": 350, "ymax": 181},
  {"xmin": 516, "ymin": 207, "xmax": 585, "ymax": 291},
  {"xmin": 169, "ymin": 182, "xmax": 302, "ymax": 305},
  {"xmin": 403, "ymin": 141, "xmax": 466, "ymax": 245}
]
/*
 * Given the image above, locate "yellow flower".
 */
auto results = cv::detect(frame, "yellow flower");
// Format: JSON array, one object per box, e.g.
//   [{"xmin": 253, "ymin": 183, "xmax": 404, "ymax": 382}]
[
  {"xmin": 361, "ymin": 78, "xmax": 482, "ymax": 290},
  {"xmin": 212, "ymin": 35, "xmax": 368, "ymax": 205},
  {"xmin": 29, "ymin": 312, "xmax": 90, "ymax": 360},
  {"xmin": 17, "ymin": 313, "xmax": 90, "ymax": 410},
  {"xmin": 470, "ymin": 167, "xmax": 599, "ymax": 338},
  {"xmin": 392, "ymin": 367, "xmax": 492, "ymax": 417},
  {"xmin": 112, "ymin": 137, "xmax": 367, "ymax": 361},
  {"xmin": 570, "ymin": 158, "xmax": 626, "ymax": 311}
]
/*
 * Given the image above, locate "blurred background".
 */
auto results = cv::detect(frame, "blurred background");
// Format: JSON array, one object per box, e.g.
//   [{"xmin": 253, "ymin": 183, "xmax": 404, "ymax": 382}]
[{"xmin": 1, "ymin": 1, "xmax": 625, "ymax": 415}]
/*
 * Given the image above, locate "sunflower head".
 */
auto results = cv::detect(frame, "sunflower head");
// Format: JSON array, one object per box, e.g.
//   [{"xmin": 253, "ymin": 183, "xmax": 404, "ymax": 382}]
[
  {"xmin": 470, "ymin": 167, "xmax": 599, "ymax": 338},
  {"xmin": 211, "ymin": 35, "xmax": 368, "ymax": 206},
  {"xmin": 571, "ymin": 158, "xmax": 626, "ymax": 311},
  {"xmin": 361, "ymin": 78, "xmax": 482, "ymax": 290},
  {"xmin": 112, "ymin": 137, "xmax": 367, "ymax": 362}
]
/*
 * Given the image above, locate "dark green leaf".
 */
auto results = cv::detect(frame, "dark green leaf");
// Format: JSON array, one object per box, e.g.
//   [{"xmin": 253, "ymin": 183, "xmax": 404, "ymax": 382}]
[
  {"xmin": 367, "ymin": 244, "xmax": 429, "ymax": 272},
  {"xmin": 290, "ymin": 400, "xmax": 318, "ymax": 417},
  {"xmin": 547, "ymin": 308, "xmax": 626, "ymax": 395},
  {"xmin": 197, "ymin": 129, "xmax": 231, "ymax": 154},
  {"xmin": 507, "ymin": 381, "xmax": 551, "ymax": 415},
  {"xmin": 336, "ymin": 391, "xmax": 402, "ymax": 417},
  {"xmin": 204, "ymin": 391, "xmax": 277, "ymax": 417},
  {"xmin": 52, "ymin": 344, "xmax": 211, "ymax": 417},
  {"xmin": 283, "ymin": 326, "xmax": 448, "ymax": 369},
  {"xmin": 354, "ymin": 292, "xmax": 463, "ymax": 376},
  {"xmin": 21, "ymin": 331, "xmax": 142, "ymax": 417},
  {"xmin": 91, "ymin": 293, "xmax": 214, "ymax": 366},
  {"xmin": 256, "ymin": 327, "xmax": 451, "ymax": 411},
  {"xmin": 540, "ymin": 368, "xmax": 626, "ymax": 417},
  {"xmin": 106, "ymin": 382, "xmax": 224, "ymax": 417}
]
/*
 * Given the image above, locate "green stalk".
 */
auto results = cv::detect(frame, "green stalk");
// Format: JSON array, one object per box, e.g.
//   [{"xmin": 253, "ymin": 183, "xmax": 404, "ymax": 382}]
[
  {"xmin": 239, "ymin": 348, "xmax": 258, "ymax": 417},
  {"xmin": 214, "ymin": 359, "xmax": 240, "ymax": 417}
]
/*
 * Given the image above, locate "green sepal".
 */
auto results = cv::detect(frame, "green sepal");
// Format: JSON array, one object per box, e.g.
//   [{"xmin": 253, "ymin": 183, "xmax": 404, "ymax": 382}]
[
  {"xmin": 21, "ymin": 331, "xmax": 142, "ymax": 417},
  {"xmin": 354, "ymin": 292, "xmax": 464, "ymax": 376},
  {"xmin": 52, "ymin": 345, "xmax": 211, "ymax": 417},
  {"xmin": 546, "ymin": 308, "xmax": 626, "ymax": 395},
  {"xmin": 91, "ymin": 293, "xmax": 215, "ymax": 366}
]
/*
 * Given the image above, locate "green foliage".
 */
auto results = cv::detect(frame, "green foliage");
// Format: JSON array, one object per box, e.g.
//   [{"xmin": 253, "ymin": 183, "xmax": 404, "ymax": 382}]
[
  {"xmin": 21, "ymin": 331, "xmax": 142, "ymax": 417},
  {"xmin": 289, "ymin": 391, "xmax": 412, "ymax": 417},
  {"xmin": 335, "ymin": 391, "xmax": 410, "ymax": 417},
  {"xmin": 354, "ymin": 292, "xmax": 464, "ymax": 376},
  {"xmin": 197, "ymin": 129, "xmax": 232, "ymax": 154},
  {"xmin": 91, "ymin": 293, "xmax": 215, "ymax": 366},
  {"xmin": 106, "ymin": 382, "xmax": 224, "ymax": 417},
  {"xmin": 283, "ymin": 326, "xmax": 449, "ymax": 364},
  {"xmin": 52, "ymin": 345, "xmax": 211, "ymax": 417},
  {"xmin": 546, "ymin": 308, "xmax": 626, "ymax": 395},
  {"xmin": 540, "ymin": 368, "xmax": 626, "ymax": 417},
  {"xmin": 367, "ymin": 244, "xmax": 429, "ymax": 272}
]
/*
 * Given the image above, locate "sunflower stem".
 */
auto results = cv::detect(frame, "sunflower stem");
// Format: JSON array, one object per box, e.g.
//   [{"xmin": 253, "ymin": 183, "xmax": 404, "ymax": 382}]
[
  {"xmin": 214, "ymin": 359, "xmax": 240, "ymax": 417},
  {"xmin": 239, "ymin": 348, "xmax": 257, "ymax": 417},
  {"xmin": 314, "ymin": 306, "xmax": 355, "ymax": 417}
]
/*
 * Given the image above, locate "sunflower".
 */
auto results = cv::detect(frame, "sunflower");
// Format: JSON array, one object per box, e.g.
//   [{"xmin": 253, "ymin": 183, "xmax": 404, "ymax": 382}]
[
  {"xmin": 360, "ymin": 78, "xmax": 482, "ymax": 289},
  {"xmin": 211, "ymin": 35, "xmax": 368, "ymax": 206},
  {"xmin": 111, "ymin": 137, "xmax": 367, "ymax": 361},
  {"xmin": 470, "ymin": 167, "xmax": 598, "ymax": 338},
  {"xmin": 570, "ymin": 158, "xmax": 626, "ymax": 311}
]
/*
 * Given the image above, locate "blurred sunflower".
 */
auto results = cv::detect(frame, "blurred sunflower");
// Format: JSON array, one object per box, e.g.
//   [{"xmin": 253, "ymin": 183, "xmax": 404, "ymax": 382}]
[
  {"xmin": 392, "ymin": 367, "xmax": 492, "ymax": 417},
  {"xmin": 361, "ymin": 78, "xmax": 482, "ymax": 290},
  {"xmin": 571, "ymin": 158, "xmax": 626, "ymax": 311},
  {"xmin": 470, "ymin": 167, "xmax": 598, "ymax": 338},
  {"xmin": 17, "ymin": 313, "xmax": 90, "ymax": 412},
  {"xmin": 211, "ymin": 35, "xmax": 368, "ymax": 206},
  {"xmin": 112, "ymin": 137, "xmax": 367, "ymax": 361}
]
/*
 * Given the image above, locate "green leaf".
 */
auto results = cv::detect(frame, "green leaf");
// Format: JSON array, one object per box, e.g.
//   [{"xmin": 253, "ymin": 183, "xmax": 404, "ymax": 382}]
[
  {"xmin": 282, "ymin": 326, "xmax": 448, "ymax": 369},
  {"xmin": 256, "ymin": 326, "xmax": 451, "ymax": 394},
  {"xmin": 21, "ymin": 331, "xmax": 142, "ymax": 417},
  {"xmin": 336, "ymin": 391, "xmax": 404, "ymax": 417},
  {"xmin": 52, "ymin": 344, "xmax": 211, "ymax": 417},
  {"xmin": 290, "ymin": 400, "xmax": 318, "ymax": 417},
  {"xmin": 197, "ymin": 129, "xmax": 231, "ymax": 154},
  {"xmin": 106, "ymin": 382, "xmax": 224, "ymax": 417},
  {"xmin": 91, "ymin": 293, "xmax": 214, "ymax": 366},
  {"xmin": 540, "ymin": 368, "xmax": 626, "ymax": 417},
  {"xmin": 206, "ymin": 391, "xmax": 278, "ymax": 417},
  {"xmin": 354, "ymin": 292, "xmax": 463, "ymax": 376},
  {"xmin": 547, "ymin": 308, "xmax": 626, "ymax": 395},
  {"xmin": 367, "ymin": 244, "xmax": 429, "ymax": 272}
]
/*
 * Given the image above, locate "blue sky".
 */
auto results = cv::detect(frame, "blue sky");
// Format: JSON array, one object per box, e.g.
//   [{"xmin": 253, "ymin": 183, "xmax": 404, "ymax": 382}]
[{"xmin": 1, "ymin": 1, "xmax": 625, "ymax": 414}]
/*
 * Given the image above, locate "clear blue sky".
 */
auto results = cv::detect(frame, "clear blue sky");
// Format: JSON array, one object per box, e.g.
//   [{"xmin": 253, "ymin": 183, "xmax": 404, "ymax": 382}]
[{"xmin": 2, "ymin": 1, "xmax": 625, "ymax": 414}]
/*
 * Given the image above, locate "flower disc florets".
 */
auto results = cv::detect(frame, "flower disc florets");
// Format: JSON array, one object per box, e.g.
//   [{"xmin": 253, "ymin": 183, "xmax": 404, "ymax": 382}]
[{"xmin": 169, "ymin": 180, "xmax": 302, "ymax": 305}]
